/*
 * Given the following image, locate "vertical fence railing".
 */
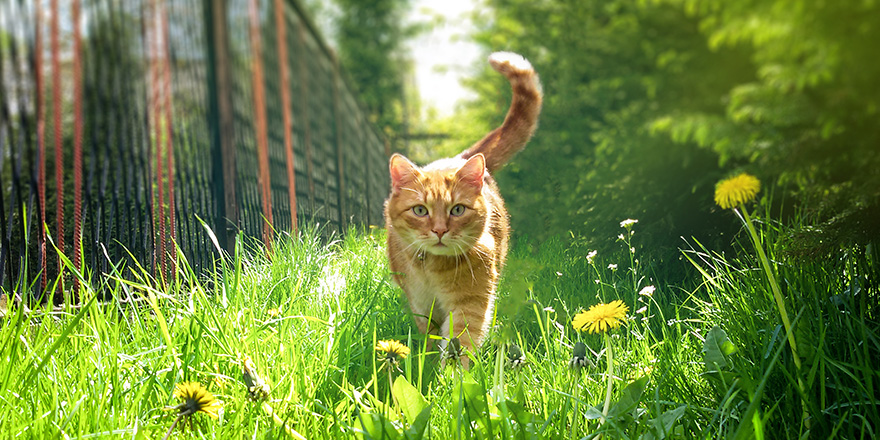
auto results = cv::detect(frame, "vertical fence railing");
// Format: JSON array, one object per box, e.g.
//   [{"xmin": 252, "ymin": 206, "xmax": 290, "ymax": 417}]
[
  {"xmin": 274, "ymin": 0, "xmax": 296, "ymax": 234},
  {"xmin": 0, "ymin": 0, "xmax": 389, "ymax": 302}
]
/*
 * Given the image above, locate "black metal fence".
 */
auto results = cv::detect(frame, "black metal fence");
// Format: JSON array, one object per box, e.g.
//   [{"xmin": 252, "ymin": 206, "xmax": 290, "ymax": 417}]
[{"xmin": 0, "ymin": 0, "xmax": 390, "ymax": 301}]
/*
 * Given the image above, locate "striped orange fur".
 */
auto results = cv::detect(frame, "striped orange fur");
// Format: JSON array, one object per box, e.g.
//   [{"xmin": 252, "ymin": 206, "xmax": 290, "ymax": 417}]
[{"xmin": 384, "ymin": 52, "xmax": 542, "ymax": 367}]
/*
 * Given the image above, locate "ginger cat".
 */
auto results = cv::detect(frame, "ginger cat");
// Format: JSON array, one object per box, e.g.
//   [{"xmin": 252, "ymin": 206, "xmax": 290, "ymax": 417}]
[{"xmin": 384, "ymin": 52, "xmax": 542, "ymax": 365}]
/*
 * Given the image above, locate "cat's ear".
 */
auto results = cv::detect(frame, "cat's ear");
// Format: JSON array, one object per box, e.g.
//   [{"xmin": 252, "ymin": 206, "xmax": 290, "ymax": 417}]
[
  {"xmin": 389, "ymin": 154, "xmax": 421, "ymax": 194},
  {"xmin": 456, "ymin": 154, "xmax": 486, "ymax": 189}
]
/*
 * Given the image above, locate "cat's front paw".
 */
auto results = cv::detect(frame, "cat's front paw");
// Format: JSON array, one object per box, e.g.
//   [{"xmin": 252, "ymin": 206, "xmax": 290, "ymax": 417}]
[{"xmin": 488, "ymin": 51, "xmax": 535, "ymax": 78}]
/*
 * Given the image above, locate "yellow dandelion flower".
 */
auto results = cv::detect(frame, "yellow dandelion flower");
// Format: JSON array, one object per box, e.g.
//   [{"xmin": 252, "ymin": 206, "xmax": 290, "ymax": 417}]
[
  {"xmin": 714, "ymin": 173, "xmax": 760, "ymax": 209},
  {"xmin": 572, "ymin": 300, "xmax": 629, "ymax": 334},
  {"xmin": 375, "ymin": 340, "xmax": 410, "ymax": 364},
  {"xmin": 168, "ymin": 382, "xmax": 221, "ymax": 420}
]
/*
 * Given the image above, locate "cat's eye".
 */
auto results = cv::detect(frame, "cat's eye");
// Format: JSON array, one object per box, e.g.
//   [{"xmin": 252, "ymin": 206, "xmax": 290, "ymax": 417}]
[
  {"xmin": 412, "ymin": 205, "xmax": 429, "ymax": 217},
  {"xmin": 450, "ymin": 204, "xmax": 466, "ymax": 216}
]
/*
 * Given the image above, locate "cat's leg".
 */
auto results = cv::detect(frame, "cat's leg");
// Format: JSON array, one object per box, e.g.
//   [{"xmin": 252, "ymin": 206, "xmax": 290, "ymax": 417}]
[{"xmin": 408, "ymin": 292, "xmax": 444, "ymax": 351}]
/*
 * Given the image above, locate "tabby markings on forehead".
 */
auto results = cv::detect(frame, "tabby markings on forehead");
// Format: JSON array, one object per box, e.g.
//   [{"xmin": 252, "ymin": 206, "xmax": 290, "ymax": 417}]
[{"xmin": 426, "ymin": 189, "xmax": 452, "ymax": 206}]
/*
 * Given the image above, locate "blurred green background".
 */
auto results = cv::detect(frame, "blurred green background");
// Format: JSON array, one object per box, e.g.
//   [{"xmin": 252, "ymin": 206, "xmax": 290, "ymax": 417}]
[{"xmin": 311, "ymin": 0, "xmax": 880, "ymax": 277}]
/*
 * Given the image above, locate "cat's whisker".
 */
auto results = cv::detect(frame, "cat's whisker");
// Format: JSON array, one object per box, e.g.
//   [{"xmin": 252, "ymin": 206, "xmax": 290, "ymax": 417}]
[
  {"xmin": 470, "ymin": 243, "xmax": 489, "ymax": 257},
  {"xmin": 458, "ymin": 243, "xmax": 478, "ymax": 283},
  {"xmin": 402, "ymin": 240, "xmax": 423, "ymax": 252},
  {"xmin": 452, "ymin": 251, "xmax": 462, "ymax": 284},
  {"xmin": 458, "ymin": 244, "xmax": 473, "ymax": 283},
  {"xmin": 451, "ymin": 243, "xmax": 465, "ymax": 283},
  {"xmin": 399, "ymin": 240, "xmax": 422, "ymax": 258},
  {"xmin": 468, "ymin": 244, "xmax": 492, "ymax": 266}
]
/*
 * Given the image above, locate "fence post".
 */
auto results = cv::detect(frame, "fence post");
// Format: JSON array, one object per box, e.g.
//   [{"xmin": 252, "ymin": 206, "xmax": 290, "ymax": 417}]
[
  {"xmin": 72, "ymin": 0, "xmax": 84, "ymax": 297},
  {"xmin": 363, "ymin": 116, "xmax": 373, "ymax": 227},
  {"xmin": 274, "ymin": 0, "xmax": 297, "ymax": 234},
  {"xmin": 296, "ymin": 25, "xmax": 316, "ymax": 215},
  {"xmin": 247, "ymin": 0, "xmax": 274, "ymax": 251},
  {"xmin": 50, "ymin": 0, "xmax": 65, "ymax": 300},
  {"xmin": 35, "ymin": 0, "xmax": 48, "ymax": 293},
  {"xmin": 205, "ymin": 0, "xmax": 238, "ymax": 253},
  {"xmin": 332, "ymin": 60, "xmax": 346, "ymax": 232}
]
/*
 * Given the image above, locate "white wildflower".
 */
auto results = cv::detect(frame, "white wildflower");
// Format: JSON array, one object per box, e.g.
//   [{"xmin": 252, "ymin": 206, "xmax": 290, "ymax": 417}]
[
  {"xmin": 586, "ymin": 250, "xmax": 598, "ymax": 264},
  {"xmin": 620, "ymin": 219, "xmax": 638, "ymax": 228}
]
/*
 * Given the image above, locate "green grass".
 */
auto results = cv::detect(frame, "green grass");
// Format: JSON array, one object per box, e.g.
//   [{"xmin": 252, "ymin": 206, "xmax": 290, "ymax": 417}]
[{"xmin": 1, "ymin": 212, "xmax": 877, "ymax": 439}]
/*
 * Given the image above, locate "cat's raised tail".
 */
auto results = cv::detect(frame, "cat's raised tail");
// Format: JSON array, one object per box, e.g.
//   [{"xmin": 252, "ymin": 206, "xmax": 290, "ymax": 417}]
[{"xmin": 461, "ymin": 52, "xmax": 542, "ymax": 174}]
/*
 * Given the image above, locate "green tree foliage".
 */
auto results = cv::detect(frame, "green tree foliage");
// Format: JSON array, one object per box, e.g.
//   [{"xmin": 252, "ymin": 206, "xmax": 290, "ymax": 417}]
[
  {"xmin": 317, "ymin": 0, "xmax": 415, "ymax": 140},
  {"xmin": 654, "ymin": 0, "xmax": 880, "ymax": 257},
  {"xmin": 459, "ymin": 0, "xmax": 879, "ymax": 265},
  {"xmin": 459, "ymin": 0, "xmax": 750, "ymax": 269}
]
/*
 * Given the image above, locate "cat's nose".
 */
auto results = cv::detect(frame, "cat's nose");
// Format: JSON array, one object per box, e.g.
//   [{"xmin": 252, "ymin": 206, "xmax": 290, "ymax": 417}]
[{"xmin": 432, "ymin": 226, "xmax": 448, "ymax": 239}]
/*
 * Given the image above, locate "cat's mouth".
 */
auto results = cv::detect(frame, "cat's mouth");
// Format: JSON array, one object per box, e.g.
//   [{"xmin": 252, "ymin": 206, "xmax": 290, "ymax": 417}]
[{"xmin": 419, "ymin": 238, "xmax": 463, "ymax": 256}]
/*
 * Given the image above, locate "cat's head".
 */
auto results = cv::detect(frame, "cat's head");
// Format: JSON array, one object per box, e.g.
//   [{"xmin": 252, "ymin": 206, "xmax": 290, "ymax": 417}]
[{"xmin": 385, "ymin": 153, "xmax": 488, "ymax": 256}]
